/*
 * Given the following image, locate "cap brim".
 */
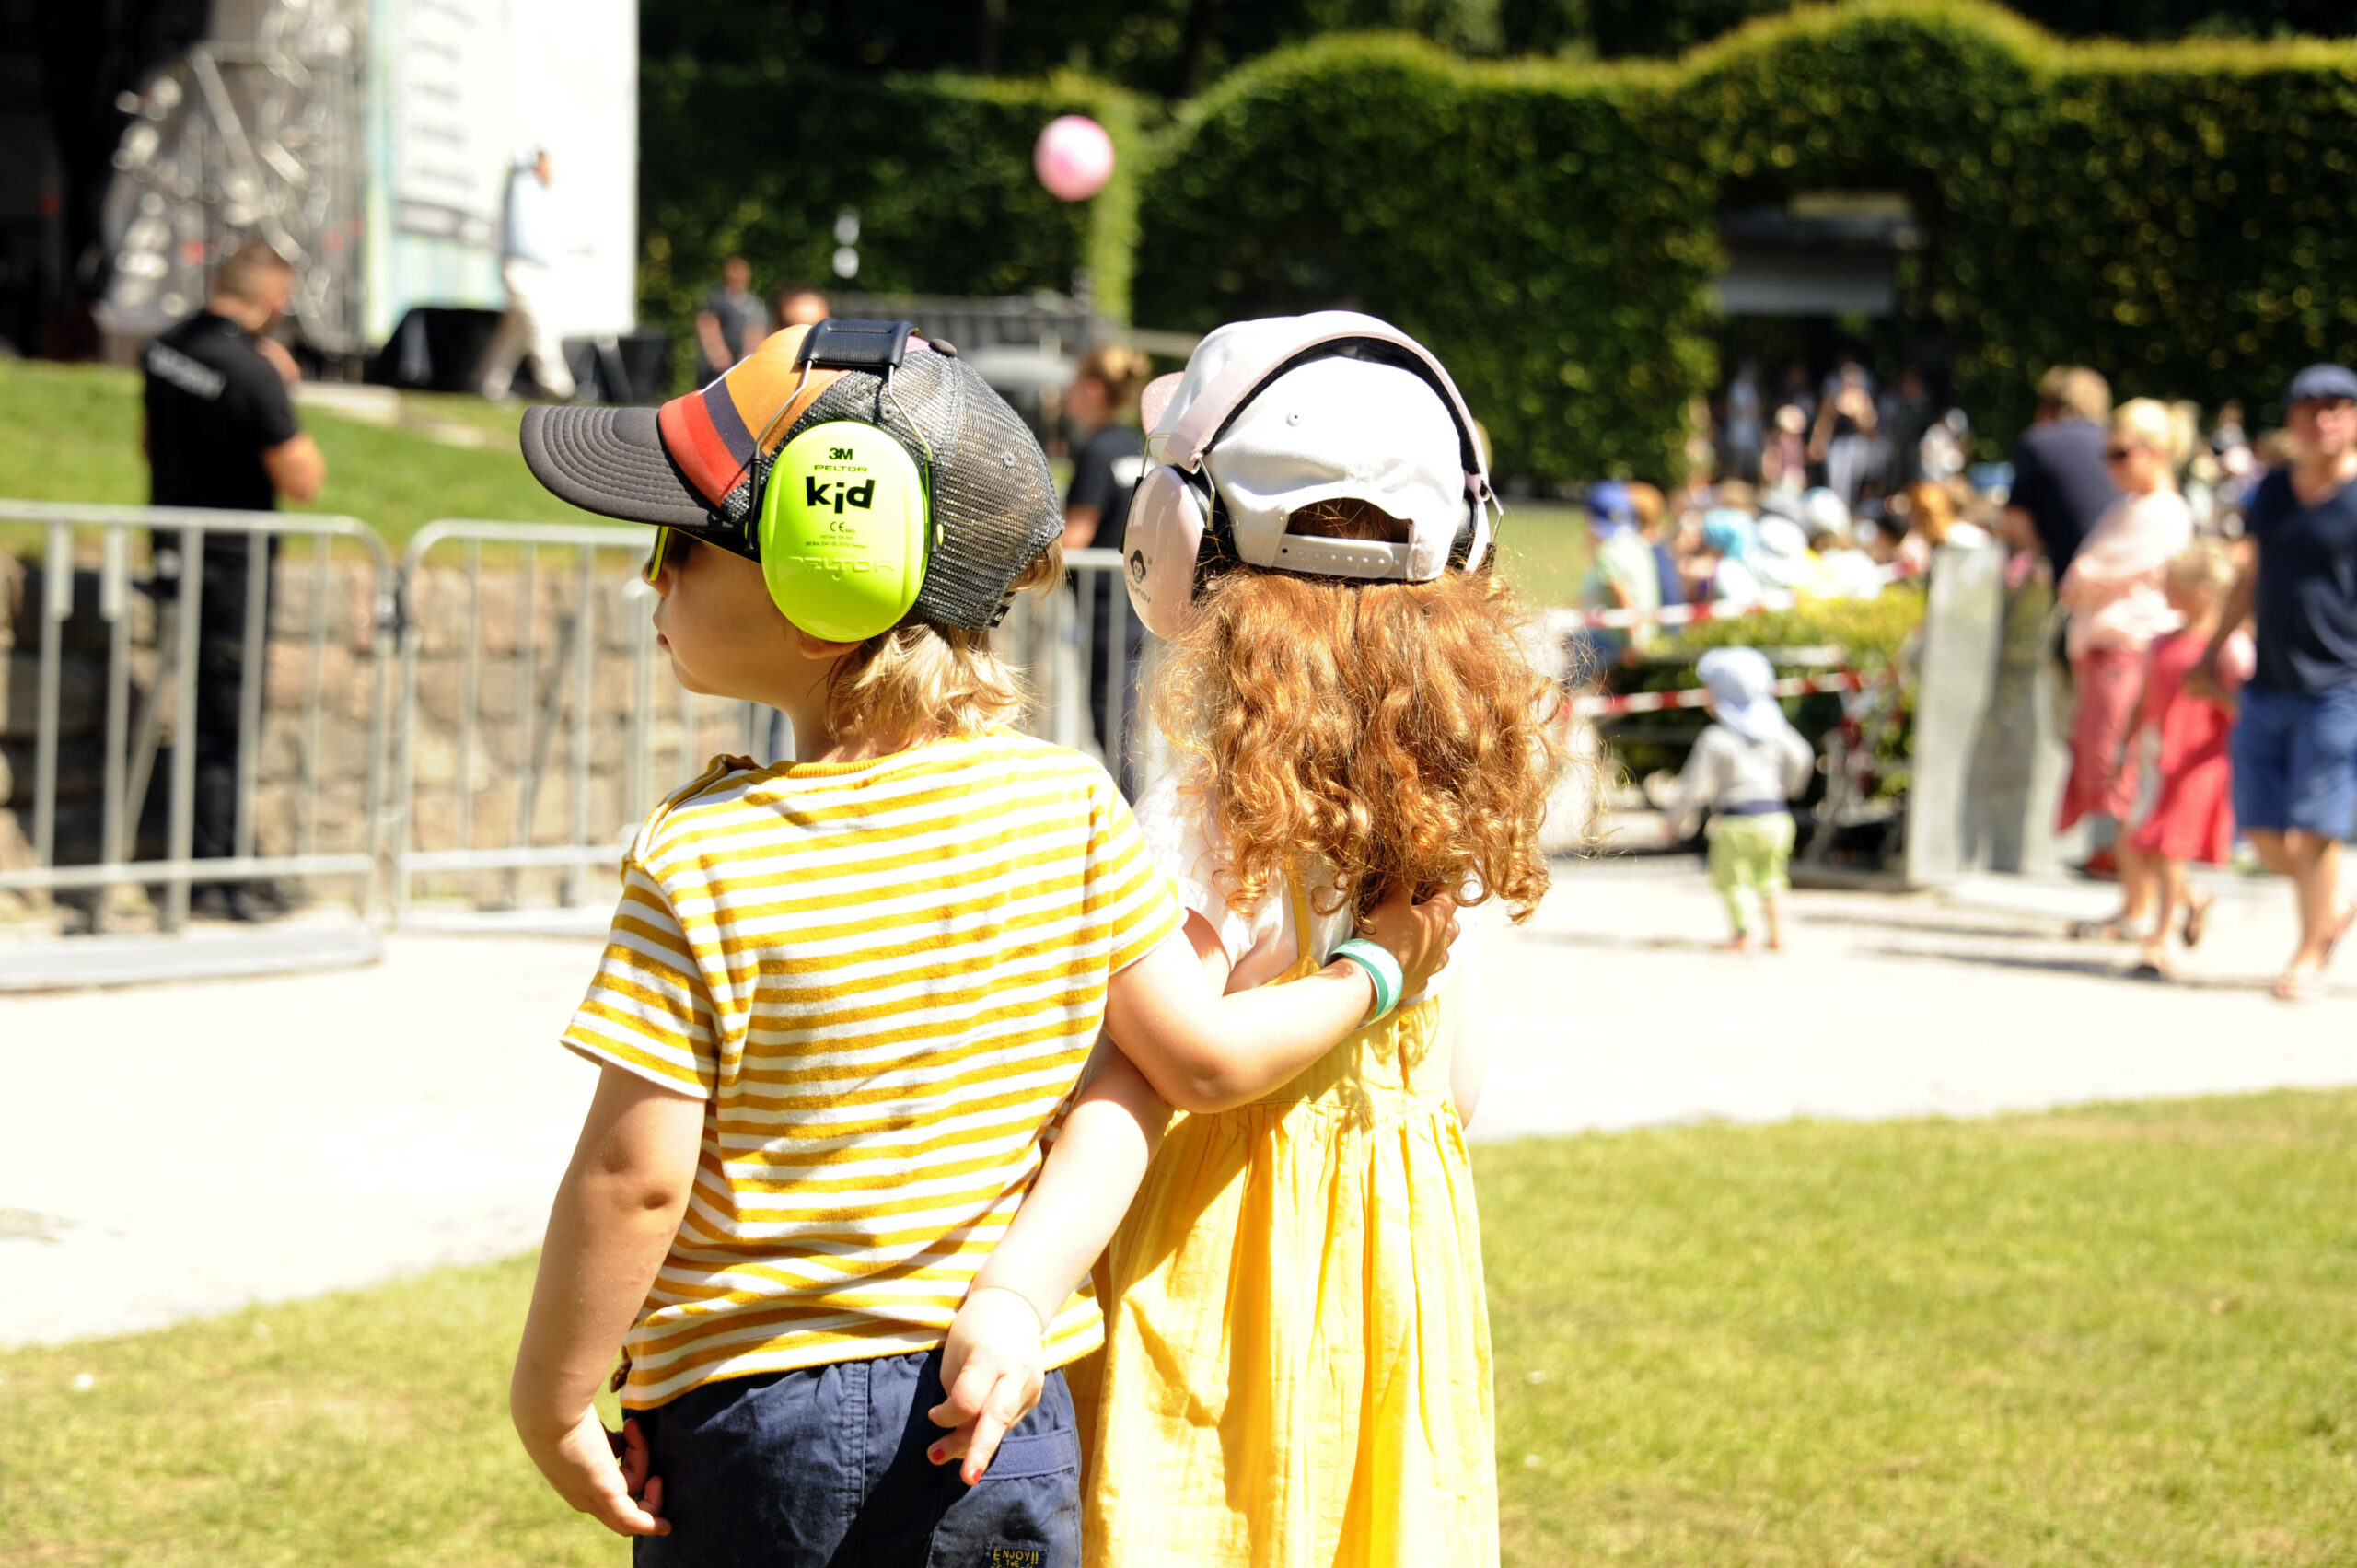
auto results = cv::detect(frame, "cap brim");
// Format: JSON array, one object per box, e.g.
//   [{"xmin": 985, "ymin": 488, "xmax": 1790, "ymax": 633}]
[
  {"xmin": 1139, "ymin": 372, "xmax": 1185, "ymax": 443},
  {"xmin": 519, "ymin": 405, "xmax": 718, "ymax": 528}
]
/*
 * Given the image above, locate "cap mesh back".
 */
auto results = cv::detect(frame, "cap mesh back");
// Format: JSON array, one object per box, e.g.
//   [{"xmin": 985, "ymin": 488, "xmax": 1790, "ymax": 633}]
[{"xmin": 782, "ymin": 350, "xmax": 1062, "ymax": 632}]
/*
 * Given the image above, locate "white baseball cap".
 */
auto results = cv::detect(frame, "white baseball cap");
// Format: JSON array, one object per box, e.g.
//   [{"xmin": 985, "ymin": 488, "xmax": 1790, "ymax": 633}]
[{"xmin": 1141, "ymin": 310, "xmax": 1491, "ymax": 584}]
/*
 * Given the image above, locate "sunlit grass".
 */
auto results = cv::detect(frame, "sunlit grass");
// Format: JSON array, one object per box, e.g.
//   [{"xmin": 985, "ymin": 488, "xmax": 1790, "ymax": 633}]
[{"xmin": 0, "ymin": 360, "xmax": 602, "ymax": 549}]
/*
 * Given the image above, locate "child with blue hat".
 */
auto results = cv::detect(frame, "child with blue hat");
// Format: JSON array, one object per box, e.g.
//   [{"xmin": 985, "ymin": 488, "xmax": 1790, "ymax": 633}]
[{"xmin": 1656, "ymin": 646, "xmax": 1816, "ymax": 950}]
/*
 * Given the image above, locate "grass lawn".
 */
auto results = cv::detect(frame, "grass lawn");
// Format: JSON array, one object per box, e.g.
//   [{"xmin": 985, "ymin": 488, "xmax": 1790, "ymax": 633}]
[
  {"xmin": 6, "ymin": 1089, "xmax": 2353, "ymax": 1565},
  {"xmin": 0, "ymin": 361, "xmax": 1592, "ymax": 603}
]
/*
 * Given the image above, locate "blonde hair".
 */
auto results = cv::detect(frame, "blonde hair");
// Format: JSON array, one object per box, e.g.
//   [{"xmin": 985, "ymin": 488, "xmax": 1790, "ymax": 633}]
[
  {"xmin": 1076, "ymin": 344, "xmax": 1152, "ymax": 411},
  {"xmin": 2165, "ymin": 537, "xmax": 2237, "ymax": 602},
  {"xmin": 2113, "ymin": 398, "xmax": 2194, "ymax": 468},
  {"xmin": 2038, "ymin": 365, "xmax": 2112, "ymax": 424},
  {"xmin": 823, "ymin": 542, "xmax": 1062, "ymax": 740},
  {"xmin": 1152, "ymin": 501, "xmax": 1562, "ymax": 927}
]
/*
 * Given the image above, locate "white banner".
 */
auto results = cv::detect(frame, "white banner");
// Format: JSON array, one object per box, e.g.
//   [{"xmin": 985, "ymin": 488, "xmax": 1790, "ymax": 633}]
[
  {"xmin": 367, "ymin": 0, "xmax": 637, "ymax": 342},
  {"xmin": 388, "ymin": 0, "xmax": 511, "ymax": 246}
]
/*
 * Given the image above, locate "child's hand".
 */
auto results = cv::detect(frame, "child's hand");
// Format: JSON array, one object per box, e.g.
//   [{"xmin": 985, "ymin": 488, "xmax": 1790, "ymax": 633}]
[
  {"xmin": 1361, "ymin": 886, "xmax": 1462, "ymax": 998},
  {"xmin": 928, "ymin": 1285, "xmax": 1047, "ymax": 1484},
  {"xmin": 516, "ymin": 1408, "xmax": 668, "ymax": 1537}
]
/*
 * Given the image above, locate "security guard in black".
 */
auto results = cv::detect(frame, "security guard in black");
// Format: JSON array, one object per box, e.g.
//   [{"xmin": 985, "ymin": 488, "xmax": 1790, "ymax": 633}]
[
  {"xmin": 143, "ymin": 309, "xmax": 301, "ymax": 513},
  {"xmin": 139, "ymin": 243, "xmax": 325, "ymax": 913}
]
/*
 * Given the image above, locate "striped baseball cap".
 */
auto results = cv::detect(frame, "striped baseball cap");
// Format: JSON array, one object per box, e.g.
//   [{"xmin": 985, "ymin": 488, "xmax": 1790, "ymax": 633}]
[{"xmin": 519, "ymin": 321, "xmax": 1062, "ymax": 632}]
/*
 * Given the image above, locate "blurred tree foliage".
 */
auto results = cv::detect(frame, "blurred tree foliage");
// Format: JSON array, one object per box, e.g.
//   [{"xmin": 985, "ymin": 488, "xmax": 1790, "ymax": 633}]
[
  {"xmin": 637, "ymin": 64, "xmax": 1142, "ymax": 370},
  {"xmin": 1136, "ymin": 3, "xmax": 2357, "ymax": 482},
  {"xmin": 643, "ymin": 0, "xmax": 1504, "ymax": 97},
  {"xmin": 638, "ymin": 0, "xmax": 2357, "ymax": 474},
  {"xmin": 640, "ymin": 0, "xmax": 2349, "ymax": 95}
]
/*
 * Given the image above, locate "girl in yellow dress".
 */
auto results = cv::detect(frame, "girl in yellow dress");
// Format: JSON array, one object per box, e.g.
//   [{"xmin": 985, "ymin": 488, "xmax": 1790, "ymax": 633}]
[{"xmin": 926, "ymin": 313, "xmax": 1559, "ymax": 1568}]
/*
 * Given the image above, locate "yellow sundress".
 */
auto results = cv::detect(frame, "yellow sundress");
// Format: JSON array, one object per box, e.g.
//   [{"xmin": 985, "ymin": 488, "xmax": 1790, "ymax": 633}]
[{"xmin": 1081, "ymin": 879, "xmax": 1498, "ymax": 1568}]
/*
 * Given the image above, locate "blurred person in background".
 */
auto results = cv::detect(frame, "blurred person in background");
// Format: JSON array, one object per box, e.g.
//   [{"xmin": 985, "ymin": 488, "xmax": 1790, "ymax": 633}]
[
  {"xmin": 1060, "ymin": 343, "xmax": 1154, "ymax": 794},
  {"xmin": 1654, "ymin": 646, "xmax": 1815, "ymax": 953},
  {"xmin": 141, "ymin": 239, "xmax": 327, "ymax": 922},
  {"xmin": 1722, "ymin": 362, "xmax": 1763, "ymax": 482},
  {"xmin": 1762, "ymin": 402, "xmax": 1809, "ymax": 494},
  {"xmin": 692, "ymin": 256, "xmax": 767, "ymax": 385},
  {"xmin": 1581, "ymin": 481, "xmax": 1662, "ymax": 667},
  {"xmin": 2199, "ymin": 365, "xmax": 2357, "ymax": 1002},
  {"xmin": 2096, "ymin": 540, "xmax": 2252, "ymax": 979},
  {"xmin": 2006, "ymin": 366, "xmax": 2117, "ymax": 581},
  {"xmin": 1917, "ymin": 407, "xmax": 1971, "ymax": 485},
  {"xmin": 1877, "ymin": 366, "xmax": 1936, "ymax": 493},
  {"xmin": 2056, "ymin": 399, "xmax": 2196, "ymax": 880},
  {"xmin": 1750, "ymin": 513, "xmax": 1825, "ymax": 594},
  {"xmin": 2211, "ymin": 401, "xmax": 2249, "ymax": 459},
  {"xmin": 760, "ymin": 285, "xmax": 831, "ymax": 354},
  {"xmin": 1626, "ymin": 481, "xmax": 1686, "ymax": 609},
  {"xmin": 1809, "ymin": 357, "xmax": 1879, "ymax": 505},
  {"xmin": 477, "ymin": 149, "xmax": 575, "ymax": 401},
  {"xmin": 1801, "ymin": 488, "xmax": 1886, "ymax": 598},
  {"xmin": 1699, "ymin": 507, "xmax": 1764, "ymax": 602},
  {"xmin": 1888, "ymin": 479, "xmax": 1987, "ymax": 574}
]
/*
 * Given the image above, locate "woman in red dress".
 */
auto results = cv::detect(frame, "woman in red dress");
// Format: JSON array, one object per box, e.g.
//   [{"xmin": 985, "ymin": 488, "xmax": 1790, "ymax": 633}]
[
  {"xmin": 2057, "ymin": 400, "xmax": 2196, "ymax": 914},
  {"xmin": 2118, "ymin": 540, "xmax": 2253, "ymax": 977}
]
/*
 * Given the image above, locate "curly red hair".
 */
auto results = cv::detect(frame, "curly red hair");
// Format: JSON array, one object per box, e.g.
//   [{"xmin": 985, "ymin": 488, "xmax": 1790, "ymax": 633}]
[{"xmin": 1152, "ymin": 515, "xmax": 1562, "ymax": 926}]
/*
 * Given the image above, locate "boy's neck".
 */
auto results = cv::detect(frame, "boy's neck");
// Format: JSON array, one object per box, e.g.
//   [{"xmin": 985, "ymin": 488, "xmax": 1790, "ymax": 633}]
[{"xmin": 770, "ymin": 677, "xmax": 938, "ymax": 766}]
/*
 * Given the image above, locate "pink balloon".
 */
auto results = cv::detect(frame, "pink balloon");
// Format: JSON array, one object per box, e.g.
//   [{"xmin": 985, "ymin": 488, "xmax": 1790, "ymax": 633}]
[{"xmin": 1034, "ymin": 115, "xmax": 1116, "ymax": 203}]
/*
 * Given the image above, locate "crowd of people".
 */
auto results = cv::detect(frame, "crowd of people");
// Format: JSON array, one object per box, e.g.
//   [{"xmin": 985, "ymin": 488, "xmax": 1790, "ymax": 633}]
[
  {"xmin": 1598, "ymin": 354, "xmax": 2357, "ymax": 1002},
  {"xmin": 2029, "ymin": 361, "xmax": 2357, "ymax": 1001}
]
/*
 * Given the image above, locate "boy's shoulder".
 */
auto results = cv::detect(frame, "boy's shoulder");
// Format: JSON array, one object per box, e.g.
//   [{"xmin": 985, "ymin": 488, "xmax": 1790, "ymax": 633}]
[{"xmin": 629, "ymin": 734, "xmax": 1119, "ymax": 871}]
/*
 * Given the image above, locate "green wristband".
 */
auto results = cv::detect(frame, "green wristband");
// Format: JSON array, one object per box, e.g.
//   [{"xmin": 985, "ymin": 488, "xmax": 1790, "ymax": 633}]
[{"xmin": 1331, "ymin": 937, "xmax": 1404, "ymax": 1023}]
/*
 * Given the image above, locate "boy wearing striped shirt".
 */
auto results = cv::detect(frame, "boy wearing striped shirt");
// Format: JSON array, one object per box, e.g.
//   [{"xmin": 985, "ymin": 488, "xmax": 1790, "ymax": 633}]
[{"xmin": 505, "ymin": 320, "xmax": 1453, "ymax": 1567}]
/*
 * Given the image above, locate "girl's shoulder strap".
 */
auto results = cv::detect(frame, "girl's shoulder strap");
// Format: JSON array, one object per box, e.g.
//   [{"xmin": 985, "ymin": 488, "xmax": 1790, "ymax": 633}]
[{"xmin": 1284, "ymin": 874, "xmax": 1318, "ymax": 964}]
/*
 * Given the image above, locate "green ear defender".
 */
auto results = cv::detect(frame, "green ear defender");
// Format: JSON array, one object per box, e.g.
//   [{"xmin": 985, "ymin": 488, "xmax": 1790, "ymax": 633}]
[{"xmin": 757, "ymin": 418, "xmax": 933, "ymax": 643}]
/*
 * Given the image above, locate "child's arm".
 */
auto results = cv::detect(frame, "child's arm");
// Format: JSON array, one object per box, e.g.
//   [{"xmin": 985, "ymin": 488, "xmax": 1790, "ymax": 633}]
[
  {"xmin": 510, "ymin": 1064, "xmax": 705, "ymax": 1538},
  {"xmin": 1663, "ymin": 727, "xmax": 1726, "ymax": 842},
  {"xmin": 925, "ymin": 890, "xmax": 1455, "ymax": 1479},
  {"xmin": 1101, "ymin": 886, "xmax": 1457, "ymax": 1114},
  {"xmin": 927, "ymin": 1043, "xmax": 1172, "ymax": 1482}
]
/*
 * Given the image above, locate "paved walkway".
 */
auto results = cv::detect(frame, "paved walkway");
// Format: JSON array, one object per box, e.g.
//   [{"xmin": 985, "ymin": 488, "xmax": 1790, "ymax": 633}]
[
  {"xmin": 5, "ymin": 861, "xmax": 2354, "ymax": 1346},
  {"xmin": 1473, "ymin": 855, "xmax": 2357, "ymax": 1139}
]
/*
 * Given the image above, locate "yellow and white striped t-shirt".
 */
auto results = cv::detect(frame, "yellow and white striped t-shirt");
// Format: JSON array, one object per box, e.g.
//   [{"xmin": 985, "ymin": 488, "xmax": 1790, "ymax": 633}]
[{"xmin": 563, "ymin": 731, "xmax": 1181, "ymax": 1410}]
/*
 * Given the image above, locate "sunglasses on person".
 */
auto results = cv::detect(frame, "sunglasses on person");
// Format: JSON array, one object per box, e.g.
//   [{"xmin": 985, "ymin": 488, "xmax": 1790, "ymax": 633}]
[
  {"xmin": 641, "ymin": 526, "xmax": 762, "ymax": 586},
  {"xmin": 2102, "ymin": 443, "xmax": 2137, "ymax": 462}
]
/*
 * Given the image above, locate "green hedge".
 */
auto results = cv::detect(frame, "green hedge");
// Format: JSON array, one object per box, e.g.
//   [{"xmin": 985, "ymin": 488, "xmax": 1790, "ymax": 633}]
[
  {"xmin": 1132, "ymin": 2, "xmax": 2357, "ymax": 483},
  {"xmin": 637, "ymin": 64, "xmax": 1145, "ymax": 385}
]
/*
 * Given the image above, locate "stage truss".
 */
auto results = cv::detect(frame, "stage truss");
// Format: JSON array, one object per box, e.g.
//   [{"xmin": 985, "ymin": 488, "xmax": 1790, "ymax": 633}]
[{"xmin": 99, "ymin": 0, "xmax": 369, "ymax": 357}]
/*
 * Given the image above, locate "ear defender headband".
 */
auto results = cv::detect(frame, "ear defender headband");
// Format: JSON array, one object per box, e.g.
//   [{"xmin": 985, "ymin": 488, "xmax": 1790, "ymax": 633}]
[{"xmin": 1121, "ymin": 320, "xmax": 1497, "ymax": 643}]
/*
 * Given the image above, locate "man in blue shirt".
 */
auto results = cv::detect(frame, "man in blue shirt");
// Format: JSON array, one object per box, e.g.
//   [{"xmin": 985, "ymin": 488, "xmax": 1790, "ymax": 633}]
[{"xmin": 2199, "ymin": 364, "xmax": 2357, "ymax": 1001}]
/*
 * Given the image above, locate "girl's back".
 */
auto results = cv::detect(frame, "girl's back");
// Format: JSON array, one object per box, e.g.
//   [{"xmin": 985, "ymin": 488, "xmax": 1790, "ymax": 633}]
[{"xmin": 1081, "ymin": 310, "xmax": 1560, "ymax": 1568}]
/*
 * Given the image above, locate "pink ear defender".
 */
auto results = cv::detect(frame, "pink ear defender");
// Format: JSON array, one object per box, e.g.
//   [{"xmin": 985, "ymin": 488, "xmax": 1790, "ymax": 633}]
[{"xmin": 1120, "ymin": 322, "xmax": 1497, "ymax": 643}]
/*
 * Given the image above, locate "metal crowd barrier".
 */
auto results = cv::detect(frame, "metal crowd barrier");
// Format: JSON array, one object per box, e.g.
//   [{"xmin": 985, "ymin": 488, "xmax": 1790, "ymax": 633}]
[
  {"xmin": 0, "ymin": 499, "xmax": 394, "ymax": 930},
  {"xmin": 389, "ymin": 518, "xmax": 795, "ymax": 922},
  {"xmin": 387, "ymin": 532, "xmax": 1150, "ymax": 923},
  {"xmin": 0, "ymin": 508, "xmax": 1153, "ymax": 951}
]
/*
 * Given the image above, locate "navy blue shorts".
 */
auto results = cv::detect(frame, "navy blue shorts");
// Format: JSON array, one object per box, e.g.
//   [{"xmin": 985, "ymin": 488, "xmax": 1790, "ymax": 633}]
[
  {"xmin": 633, "ymin": 1350, "xmax": 1079, "ymax": 1568},
  {"xmin": 2231, "ymin": 684, "xmax": 2357, "ymax": 841}
]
